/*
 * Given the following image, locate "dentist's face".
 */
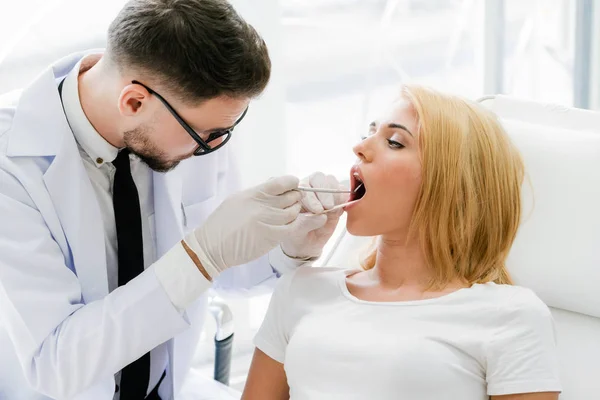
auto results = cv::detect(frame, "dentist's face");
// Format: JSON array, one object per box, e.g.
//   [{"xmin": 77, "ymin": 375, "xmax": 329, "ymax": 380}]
[
  {"xmin": 119, "ymin": 83, "xmax": 249, "ymax": 172},
  {"xmin": 346, "ymin": 99, "xmax": 422, "ymax": 237}
]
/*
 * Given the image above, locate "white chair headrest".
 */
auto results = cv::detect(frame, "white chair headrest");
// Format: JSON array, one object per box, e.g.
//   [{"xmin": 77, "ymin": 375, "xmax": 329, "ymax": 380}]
[{"xmin": 485, "ymin": 96, "xmax": 600, "ymax": 319}]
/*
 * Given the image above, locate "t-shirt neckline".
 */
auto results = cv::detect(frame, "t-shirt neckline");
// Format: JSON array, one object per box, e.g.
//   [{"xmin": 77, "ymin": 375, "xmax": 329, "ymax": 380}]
[{"xmin": 337, "ymin": 269, "xmax": 477, "ymax": 306}]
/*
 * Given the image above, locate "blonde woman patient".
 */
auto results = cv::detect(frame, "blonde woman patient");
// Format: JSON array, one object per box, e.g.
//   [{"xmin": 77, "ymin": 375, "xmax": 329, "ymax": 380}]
[{"xmin": 242, "ymin": 85, "xmax": 561, "ymax": 400}]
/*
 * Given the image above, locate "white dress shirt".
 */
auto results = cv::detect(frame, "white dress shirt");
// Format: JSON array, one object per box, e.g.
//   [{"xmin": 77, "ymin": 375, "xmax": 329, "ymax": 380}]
[{"xmin": 61, "ymin": 54, "xmax": 191, "ymax": 399}]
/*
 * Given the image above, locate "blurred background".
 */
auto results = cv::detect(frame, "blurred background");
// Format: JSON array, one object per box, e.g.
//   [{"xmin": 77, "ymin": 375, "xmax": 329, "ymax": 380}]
[{"xmin": 1, "ymin": 0, "xmax": 598, "ymax": 391}]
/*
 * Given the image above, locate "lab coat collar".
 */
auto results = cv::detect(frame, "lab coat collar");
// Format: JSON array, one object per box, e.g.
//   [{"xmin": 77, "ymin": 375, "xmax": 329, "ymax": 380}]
[
  {"xmin": 61, "ymin": 54, "xmax": 119, "ymax": 166},
  {"xmin": 6, "ymin": 50, "xmax": 104, "ymax": 157}
]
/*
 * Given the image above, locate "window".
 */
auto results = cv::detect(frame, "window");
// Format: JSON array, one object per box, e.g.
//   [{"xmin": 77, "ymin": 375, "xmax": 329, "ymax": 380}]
[{"xmin": 504, "ymin": 0, "xmax": 575, "ymax": 105}]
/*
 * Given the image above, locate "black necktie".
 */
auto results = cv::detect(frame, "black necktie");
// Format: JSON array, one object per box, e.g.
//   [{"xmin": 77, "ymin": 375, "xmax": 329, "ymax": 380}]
[{"xmin": 113, "ymin": 149, "xmax": 150, "ymax": 399}]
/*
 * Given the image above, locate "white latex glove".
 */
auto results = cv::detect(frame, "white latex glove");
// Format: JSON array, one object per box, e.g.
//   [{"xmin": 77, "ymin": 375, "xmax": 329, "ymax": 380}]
[
  {"xmin": 280, "ymin": 172, "xmax": 347, "ymax": 260},
  {"xmin": 185, "ymin": 175, "xmax": 303, "ymax": 277}
]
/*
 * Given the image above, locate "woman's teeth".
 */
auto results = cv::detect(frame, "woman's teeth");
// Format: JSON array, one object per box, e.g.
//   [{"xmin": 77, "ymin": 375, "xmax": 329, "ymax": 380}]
[{"xmin": 352, "ymin": 173, "xmax": 366, "ymax": 201}]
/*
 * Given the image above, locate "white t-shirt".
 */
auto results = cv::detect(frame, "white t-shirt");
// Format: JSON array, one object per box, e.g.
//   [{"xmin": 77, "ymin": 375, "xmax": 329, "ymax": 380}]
[{"xmin": 254, "ymin": 267, "xmax": 561, "ymax": 400}]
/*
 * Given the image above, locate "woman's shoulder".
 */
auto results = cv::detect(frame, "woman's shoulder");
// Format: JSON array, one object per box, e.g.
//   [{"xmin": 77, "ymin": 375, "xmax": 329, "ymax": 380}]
[
  {"xmin": 277, "ymin": 266, "xmax": 351, "ymax": 303},
  {"xmin": 286, "ymin": 266, "xmax": 350, "ymax": 288},
  {"xmin": 471, "ymin": 282, "xmax": 553, "ymax": 321},
  {"xmin": 292, "ymin": 265, "xmax": 351, "ymax": 279}
]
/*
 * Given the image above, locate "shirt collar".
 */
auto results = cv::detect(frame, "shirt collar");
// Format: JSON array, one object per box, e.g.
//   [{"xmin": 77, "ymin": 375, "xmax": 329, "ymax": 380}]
[{"xmin": 61, "ymin": 55, "xmax": 119, "ymax": 167}]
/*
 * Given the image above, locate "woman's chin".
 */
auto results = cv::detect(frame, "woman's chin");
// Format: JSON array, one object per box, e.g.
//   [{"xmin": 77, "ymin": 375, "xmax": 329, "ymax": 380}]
[{"xmin": 345, "ymin": 215, "xmax": 377, "ymax": 237}]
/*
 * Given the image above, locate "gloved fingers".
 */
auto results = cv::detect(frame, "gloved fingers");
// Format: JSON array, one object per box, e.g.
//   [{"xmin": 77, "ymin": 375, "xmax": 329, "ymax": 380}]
[
  {"xmin": 316, "ymin": 212, "xmax": 343, "ymax": 239},
  {"xmin": 270, "ymin": 189, "xmax": 302, "ymax": 209},
  {"xmin": 290, "ymin": 213, "xmax": 328, "ymax": 234},
  {"xmin": 264, "ymin": 202, "xmax": 302, "ymax": 226},
  {"xmin": 299, "ymin": 172, "xmax": 337, "ymax": 213},
  {"xmin": 300, "ymin": 191, "xmax": 324, "ymax": 214},
  {"xmin": 321, "ymin": 174, "xmax": 343, "ymax": 210},
  {"xmin": 335, "ymin": 183, "xmax": 349, "ymax": 206},
  {"xmin": 309, "ymin": 172, "xmax": 335, "ymax": 210},
  {"xmin": 268, "ymin": 213, "xmax": 328, "ymax": 240},
  {"xmin": 261, "ymin": 175, "xmax": 300, "ymax": 196},
  {"xmin": 326, "ymin": 206, "xmax": 344, "ymax": 221}
]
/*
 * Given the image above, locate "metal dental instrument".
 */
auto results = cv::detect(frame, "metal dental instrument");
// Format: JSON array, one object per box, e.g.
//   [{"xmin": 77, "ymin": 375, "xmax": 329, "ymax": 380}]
[
  {"xmin": 296, "ymin": 183, "xmax": 363, "ymax": 194},
  {"xmin": 317, "ymin": 200, "xmax": 356, "ymax": 214},
  {"xmin": 298, "ymin": 183, "xmax": 365, "ymax": 214}
]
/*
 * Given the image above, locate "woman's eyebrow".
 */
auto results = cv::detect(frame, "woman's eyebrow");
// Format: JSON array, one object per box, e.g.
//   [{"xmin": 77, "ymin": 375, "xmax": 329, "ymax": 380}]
[{"xmin": 369, "ymin": 121, "xmax": 414, "ymax": 137}]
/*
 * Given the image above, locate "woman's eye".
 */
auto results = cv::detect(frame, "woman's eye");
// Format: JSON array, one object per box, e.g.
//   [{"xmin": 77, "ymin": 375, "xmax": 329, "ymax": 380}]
[{"xmin": 387, "ymin": 139, "xmax": 405, "ymax": 149}]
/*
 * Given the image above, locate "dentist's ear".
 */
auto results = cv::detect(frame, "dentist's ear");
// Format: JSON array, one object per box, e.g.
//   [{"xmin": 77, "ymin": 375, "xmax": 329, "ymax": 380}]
[{"xmin": 118, "ymin": 82, "xmax": 150, "ymax": 117}]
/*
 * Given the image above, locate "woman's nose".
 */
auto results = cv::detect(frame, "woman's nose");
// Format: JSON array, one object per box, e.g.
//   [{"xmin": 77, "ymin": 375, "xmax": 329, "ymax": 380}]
[{"xmin": 353, "ymin": 139, "xmax": 373, "ymax": 162}]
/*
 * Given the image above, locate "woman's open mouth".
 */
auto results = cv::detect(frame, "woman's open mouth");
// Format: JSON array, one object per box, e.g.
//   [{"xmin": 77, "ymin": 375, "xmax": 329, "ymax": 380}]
[{"xmin": 350, "ymin": 170, "xmax": 367, "ymax": 202}]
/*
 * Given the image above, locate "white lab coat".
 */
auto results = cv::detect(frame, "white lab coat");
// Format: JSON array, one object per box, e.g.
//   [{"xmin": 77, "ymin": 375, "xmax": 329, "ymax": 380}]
[{"xmin": 0, "ymin": 52, "xmax": 277, "ymax": 399}]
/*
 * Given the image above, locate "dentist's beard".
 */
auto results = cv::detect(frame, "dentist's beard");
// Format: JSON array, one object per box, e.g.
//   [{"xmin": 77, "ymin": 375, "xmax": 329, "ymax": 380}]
[{"xmin": 123, "ymin": 127, "xmax": 181, "ymax": 173}]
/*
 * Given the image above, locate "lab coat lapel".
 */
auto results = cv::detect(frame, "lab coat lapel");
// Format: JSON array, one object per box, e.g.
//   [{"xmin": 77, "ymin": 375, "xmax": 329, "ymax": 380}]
[
  {"xmin": 152, "ymin": 169, "xmax": 184, "ymax": 257},
  {"xmin": 152, "ymin": 150, "xmax": 225, "ymax": 257},
  {"xmin": 154, "ymin": 161, "xmax": 220, "ymax": 397},
  {"xmin": 7, "ymin": 53, "xmax": 109, "ymax": 303},
  {"xmin": 153, "ymin": 168, "xmax": 185, "ymax": 397},
  {"xmin": 43, "ymin": 140, "xmax": 109, "ymax": 303}
]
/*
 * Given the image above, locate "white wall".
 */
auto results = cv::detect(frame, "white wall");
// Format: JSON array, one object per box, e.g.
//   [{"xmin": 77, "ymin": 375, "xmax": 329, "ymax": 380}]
[{"xmin": 227, "ymin": 0, "xmax": 287, "ymax": 187}]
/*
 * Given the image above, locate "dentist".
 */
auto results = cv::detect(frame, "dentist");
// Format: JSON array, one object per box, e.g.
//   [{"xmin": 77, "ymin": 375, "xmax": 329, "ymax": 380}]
[{"xmin": 0, "ymin": 0, "xmax": 343, "ymax": 399}]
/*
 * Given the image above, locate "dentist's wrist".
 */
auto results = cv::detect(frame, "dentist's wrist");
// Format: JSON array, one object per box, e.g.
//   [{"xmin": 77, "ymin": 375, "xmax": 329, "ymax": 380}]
[
  {"xmin": 153, "ymin": 240, "xmax": 214, "ymax": 313},
  {"xmin": 281, "ymin": 245, "xmax": 319, "ymax": 261},
  {"xmin": 269, "ymin": 245, "xmax": 317, "ymax": 275},
  {"xmin": 182, "ymin": 233, "xmax": 221, "ymax": 279}
]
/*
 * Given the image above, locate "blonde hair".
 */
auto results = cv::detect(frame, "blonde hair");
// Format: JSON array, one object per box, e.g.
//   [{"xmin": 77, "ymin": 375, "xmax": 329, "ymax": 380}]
[{"xmin": 361, "ymin": 85, "xmax": 524, "ymax": 288}]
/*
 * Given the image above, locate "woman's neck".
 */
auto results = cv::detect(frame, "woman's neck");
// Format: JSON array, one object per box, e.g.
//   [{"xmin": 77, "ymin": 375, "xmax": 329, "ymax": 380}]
[
  {"xmin": 346, "ymin": 236, "xmax": 468, "ymax": 302},
  {"xmin": 369, "ymin": 236, "xmax": 432, "ymax": 289}
]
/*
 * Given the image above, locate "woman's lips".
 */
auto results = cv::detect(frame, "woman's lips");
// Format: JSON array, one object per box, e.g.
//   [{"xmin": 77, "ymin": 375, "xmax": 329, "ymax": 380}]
[
  {"xmin": 343, "ymin": 199, "xmax": 361, "ymax": 211},
  {"xmin": 348, "ymin": 166, "xmax": 367, "ymax": 205}
]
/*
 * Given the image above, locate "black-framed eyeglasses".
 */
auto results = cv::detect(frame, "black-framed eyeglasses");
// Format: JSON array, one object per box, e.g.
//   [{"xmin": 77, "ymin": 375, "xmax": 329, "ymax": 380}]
[{"xmin": 131, "ymin": 80, "xmax": 248, "ymax": 156}]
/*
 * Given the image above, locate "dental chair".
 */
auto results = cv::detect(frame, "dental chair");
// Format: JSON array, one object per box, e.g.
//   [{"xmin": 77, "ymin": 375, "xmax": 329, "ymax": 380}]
[{"xmin": 320, "ymin": 95, "xmax": 600, "ymax": 399}]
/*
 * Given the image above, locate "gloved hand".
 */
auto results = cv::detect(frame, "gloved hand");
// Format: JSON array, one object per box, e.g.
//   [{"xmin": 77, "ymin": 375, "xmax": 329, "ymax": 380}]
[
  {"xmin": 184, "ymin": 175, "xmax": 304, "ymax": 278},
  {"xmin": 280, "ymin": 172, "xmax": 347, "ymax": 260}
]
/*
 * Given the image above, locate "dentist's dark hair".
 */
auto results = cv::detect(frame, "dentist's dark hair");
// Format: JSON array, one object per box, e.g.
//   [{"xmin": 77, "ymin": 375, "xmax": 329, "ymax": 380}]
[{"xmin": 106, "ymin": 0, "xmax": 271, "ymax": 104}]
